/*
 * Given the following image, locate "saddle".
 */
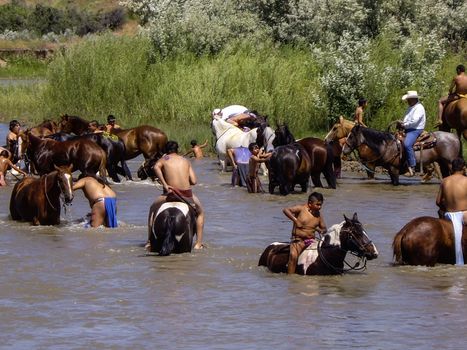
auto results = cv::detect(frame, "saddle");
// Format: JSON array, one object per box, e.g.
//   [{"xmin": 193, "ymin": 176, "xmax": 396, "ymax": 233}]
[{"xmin": 396, "ymin": 131, "xmax": 437, "ymax": 151}]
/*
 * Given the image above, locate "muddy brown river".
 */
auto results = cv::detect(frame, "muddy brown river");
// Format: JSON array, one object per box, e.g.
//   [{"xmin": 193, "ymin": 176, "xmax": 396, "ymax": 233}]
[{"xmin": 0, "ymin": 124, "xmax": 466, "ymax": 349}]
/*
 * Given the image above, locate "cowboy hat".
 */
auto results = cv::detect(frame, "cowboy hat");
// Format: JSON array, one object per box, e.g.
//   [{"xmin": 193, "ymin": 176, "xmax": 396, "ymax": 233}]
[{"xmin": 401, "ymin": 90, "xmax": 419, "ymax": 100}]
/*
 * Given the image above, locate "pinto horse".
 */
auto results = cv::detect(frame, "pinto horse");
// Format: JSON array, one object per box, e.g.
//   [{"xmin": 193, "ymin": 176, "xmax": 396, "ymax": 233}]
[
  {"xmin": 19, "ymin": 132, "xmax": 107, "ymax": 178},
  {"xmin": 59, "ymin": 114, "xmax": 168, "ymax": 160},
  {"xmin": 47, "ymin": 132, "xmax": 132, "ymax": 182},
  {"xmin": 9, "ymin": 164, "xmax": 74, "ymax": 225},
  {"xmin": 211, "ymin": 116, "xmax": 274, "ymax": 171},
  {"xmin": 393, "ymin": 216, "xmax": 467, "ymax": 266},
  {"xmin": 440, "ymin": 96, "xmax": 467, "ymax": 154},
  {"xmin": 259, "ymin": 213, "xmax": 378, "ymax": 275},
  {"xmin": 147, "ymin": 197, "xmax": 197, "ymax": 255},
  {"xmin": 273, "ymin": 124, "xmax": 337, "ymax": 188},
  {"xmin": 342, "ymin": 124, "xmax": 460, "ymax": 185}
]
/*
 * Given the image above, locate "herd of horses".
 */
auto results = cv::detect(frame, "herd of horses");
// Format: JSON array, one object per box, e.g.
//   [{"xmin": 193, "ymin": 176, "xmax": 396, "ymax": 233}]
[{"xmin": 5, "ymin": 100, "xmax": 467, "ymax": 272}]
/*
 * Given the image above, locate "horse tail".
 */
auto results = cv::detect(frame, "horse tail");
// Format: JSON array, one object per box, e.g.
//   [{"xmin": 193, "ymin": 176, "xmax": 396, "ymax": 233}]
[
  {"xmin": 98, "ymin": 151, "xmax": 108, "ymax": 183},
  {"xmin": 392, "ymin": 230, "xmax": 405, "ymax": 265},
  {"xmin": 159, "ymin": 214, "xmax": 176, "ymax": 256}
]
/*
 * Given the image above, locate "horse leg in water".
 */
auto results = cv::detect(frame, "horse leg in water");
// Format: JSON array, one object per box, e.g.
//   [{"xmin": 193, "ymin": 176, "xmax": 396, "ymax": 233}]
[
  {"xmin": 116, "ymin": 159, "xmax": 133, "ymax": 180},
  {"xmin": 388, "ymin": 165, "xmax": 400, "ymax": 186},
  {"xmin": 310, "ymin": 173, "xmax": 324, "ymax": 188}
]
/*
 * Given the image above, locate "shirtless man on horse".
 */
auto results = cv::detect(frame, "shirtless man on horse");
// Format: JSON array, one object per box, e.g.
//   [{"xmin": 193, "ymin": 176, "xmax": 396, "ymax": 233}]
[
  {"xmin": 283, "ymin": 192, "xmax": 327, "ymax": 274},
  {"xmin": 73, "ymin": 176, "xmax": 118, "ymax": 228},
  {"xmin": 153, "ymin": 140, "xmax": 204, "ymax": 249},
  {"xmin": 437, "ymin": 64, "xmax": 467, "ymax": 126}
]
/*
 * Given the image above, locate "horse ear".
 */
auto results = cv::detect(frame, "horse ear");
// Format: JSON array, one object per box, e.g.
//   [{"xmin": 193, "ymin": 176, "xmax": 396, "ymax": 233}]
[
  {"xmin": 339, "ymin": 115, "xmax": 344, "ymax": 124},
  {"xmin": 54, "ymin": 164, "xmax": 60, "ymax": 171},
  {"xmin": 352, "ymin": 212, "xmax": 358, "ymax": 222},
  {"xmin": 343, "ymin": 214, "xmax": 350, "ymax": 223},
  {"xmin": 68, "ymin": 163, "xmax": 74, "ymax": 172}
]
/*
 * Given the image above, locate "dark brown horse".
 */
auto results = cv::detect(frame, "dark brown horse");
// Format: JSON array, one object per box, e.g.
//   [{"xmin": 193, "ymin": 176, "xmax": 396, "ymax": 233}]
[
  {"xmin": 19, "ymin": 132, "xmax": 107, "ymax": 178},
  {"xmin": 342, "ymin": 124, "xmax": 460, "ymax": 185},
  {"xmin": 393, "ymin": 216, "xmax": 467, "ymax": 266},
  {"xmin": 59, "ymin": 114, "xmax": 168, "ymax": 160},
  {"xmin": 9, "ymin": 164, "xmax": 74, "ymax": 225},
  {"xmin": 259, "ymin": 213, "xmax": 378, "ymax": 275},
  {"xmin": 268, "ymin": 143, "xmax": 311, "ymax": 195},
  {"xmin": 440, "ymin": 97, "xmax": 467, "ymax": 154},
  {"xmin": 273, "ymin": 124, "xmax": 337, "ymax": 188}
]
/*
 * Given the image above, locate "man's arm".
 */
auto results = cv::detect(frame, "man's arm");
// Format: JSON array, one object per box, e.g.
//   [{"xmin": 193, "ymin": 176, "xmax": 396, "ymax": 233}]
[
  {"xmin": 188, "ymin": 163, "xmax": 197, "ymax": 186},
  {"xmin": 199, "ymin": 140, "xmax": 208, "ymax": 148},
  {"xmin": 183, "ymin": 149, "xmax": 194, "ymax": 157},
  {"xmin": 448, "ymin": 77, "xmax": 457, "ymax": 94},
  {"xmin": 317, "ymin": 215, "xmax": 327, "ymax": 234},
  {"xmin": 436, "ymin": 182, "xmax": 444, "ymax": 209},
  {"xmin": 7, "ymin": 159, "xmax": 27, "ymax": 176},
  {"xmin": 283, "ymin": 205, "xmax": 301, "ymax": 224},
  {"xmin": 72, "ymin": 177, "xmax": 86, "ymax": 191},
  {"xmin": 154, "ymin": 160, "xmax": 169, "ymax": 192},
  {"xmin": 227, "ymin": 148, "xmax": 237, "ymax": 168}
]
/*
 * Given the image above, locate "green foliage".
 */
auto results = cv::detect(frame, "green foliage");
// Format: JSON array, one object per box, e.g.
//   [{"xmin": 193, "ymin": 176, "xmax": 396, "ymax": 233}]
[{"xmin": 0, "ymin": 3, "xmax": 30, "ymax": 32}]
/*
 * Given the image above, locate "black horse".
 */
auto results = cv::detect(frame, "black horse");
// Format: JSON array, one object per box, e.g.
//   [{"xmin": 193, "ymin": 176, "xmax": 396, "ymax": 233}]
[
  {"xmin": 272, "ymin": 124, "xmax": 337, "ymax": 189},
  {"xmin": 268, "ymin": 143, "xmax": 311, "ymax": 195},
  {"xmin": 258, "ymin": 213, "xmax": 379, "ymax": 275},
  {"xmin": 147, "ymin": 197, "xmax": 197, "ymax": 256},
  {"xmin": 47, "ymin": 132, "xmax": 132, "ymax": 182}
]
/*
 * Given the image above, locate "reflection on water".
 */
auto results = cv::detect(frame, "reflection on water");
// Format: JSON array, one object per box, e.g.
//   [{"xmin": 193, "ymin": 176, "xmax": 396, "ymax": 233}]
[
  {"xmin": 0, "ymin": 123, "xmax": 466, "ymax": 349},
  {"xmin": 0, "ymin": 78, "xmax": 46, "ymax": 87}
]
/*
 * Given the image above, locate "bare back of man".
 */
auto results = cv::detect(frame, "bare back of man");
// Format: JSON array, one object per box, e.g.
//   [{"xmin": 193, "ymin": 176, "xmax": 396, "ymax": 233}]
[
  {"xmin": 73, "ymin": 177, "xmax": 117, "ymax": 227},
  {"xmin": 453, "ymin": 74, "xmax": 467, "ymax": 95},
  {"xmin": 154, "ymin": 144, "xmax": 204, "ymax": 249},
  {"xmin": 437, "ymin": 174, "xmax": 467, "ymax": 222}
]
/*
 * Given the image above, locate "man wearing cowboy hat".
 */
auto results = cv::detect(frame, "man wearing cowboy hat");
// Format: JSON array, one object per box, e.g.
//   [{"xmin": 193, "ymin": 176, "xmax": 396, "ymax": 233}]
[{"xmin": 398, "ymin": 90, "xmax": 426, "ymax": 177}]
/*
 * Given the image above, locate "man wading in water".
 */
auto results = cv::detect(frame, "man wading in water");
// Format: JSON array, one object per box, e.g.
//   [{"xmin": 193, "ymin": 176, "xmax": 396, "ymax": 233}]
[{"xmin": 149, "ymin": 140, "xmax": 205, "ymax": 250}]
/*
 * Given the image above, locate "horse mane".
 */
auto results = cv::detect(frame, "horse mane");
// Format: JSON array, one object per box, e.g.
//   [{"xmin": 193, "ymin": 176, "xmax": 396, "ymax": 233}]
[
  {"xmin": 325, "ymin": 222, "xmax": 344, "ymax": 246},
  {"xmin": 358, "ymin": 126, "xmax": 395, "ymax": 154}
]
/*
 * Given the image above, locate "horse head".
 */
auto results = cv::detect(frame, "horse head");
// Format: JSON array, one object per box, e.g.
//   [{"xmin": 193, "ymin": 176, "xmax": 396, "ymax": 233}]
[
  {"xmin": 324, "ymin": 116, "xmax": 355, "ymax": 142},
  {"xmin": 256, "ymin": 123, "xmax": 275, "ymax": 152},
  {"xmin": 342, "ymin": 124, "xmax": 363, "ymax": 155},
  {"xmin": 54, "ymin": 164, "xmax": 74, "ymax": 204},
  {"xmin": 137, "ymin": 154, "xmax": 162, "ymax": 181},
  {"xmin": 338, "ymin": 213, "xmax": 378, "ymax": 260},
  {"xmin": 59, "ymin": 114, "xmax": 89, "ymax": 135},
  {"xmin": 273, "ymin": 123, "xmax": 295, "ymax": 147}
]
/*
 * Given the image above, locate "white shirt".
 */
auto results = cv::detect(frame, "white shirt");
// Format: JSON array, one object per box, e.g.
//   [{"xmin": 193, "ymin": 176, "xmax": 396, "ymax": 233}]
[
  {"xmin": 220, "ymin": 105, "xmax": 249, "ymax": 120},
  {"xmin": 402, "ymin": 102, "xmax": 426, "ymax": 130}
]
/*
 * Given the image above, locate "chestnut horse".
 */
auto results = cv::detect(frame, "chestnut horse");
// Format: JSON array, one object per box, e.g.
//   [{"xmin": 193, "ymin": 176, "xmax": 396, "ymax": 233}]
[
  {"xmin": 59, "ymin": 114, "xmax": 168, "ymax": 160},
  {"xmin": 259, "ymin": 213, "xmax": 378, "ymax": 275},
  {"xmin": 273, "ymin": 124, "xmax": 337, "ymax": 188},
  {"xmin": 147, "ymin": 196, "xmax": 197, "ymax": 255},
  {"xmin": 393, "ymin": 216, "xmax": 467, "ymax": 266},
  {"xmin": 440, "ymin": 96, "xmax": 467, "ymax": 155},
  {"xmin": 342, "ymin": 124, "xmax": 460, "ymax": 185},
  {"xmin": 19, "ymin": 132, "xmax": 107, "ymax": 178},
  {"xmin": 9, "ymin": 164, "xmax": 74, "ymax": 225},
  {"xmin": 30, "ymin": 119, "xmax": 60, "ymax": 138}
]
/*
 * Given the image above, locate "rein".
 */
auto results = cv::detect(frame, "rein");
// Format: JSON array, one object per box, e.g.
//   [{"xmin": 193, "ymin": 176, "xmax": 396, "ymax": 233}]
[{"xmin": 44, "ymin": 173, "xmax": 70, "ymax": 212}]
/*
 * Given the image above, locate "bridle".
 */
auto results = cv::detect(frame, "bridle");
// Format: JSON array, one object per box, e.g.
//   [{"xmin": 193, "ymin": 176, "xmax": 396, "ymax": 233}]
[
  {"xmin": 44, "ymin": 172, "xmax": 71, "ymax": 212},
  {"xmin": 316, "ymin": 225, "xmax": 371, "ymax": 273}
]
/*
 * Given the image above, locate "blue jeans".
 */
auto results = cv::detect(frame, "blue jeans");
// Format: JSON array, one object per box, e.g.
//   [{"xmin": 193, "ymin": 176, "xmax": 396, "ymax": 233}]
[{"xmin": 404, "ymin": 128, "xmax": 423, "ymax": 168}]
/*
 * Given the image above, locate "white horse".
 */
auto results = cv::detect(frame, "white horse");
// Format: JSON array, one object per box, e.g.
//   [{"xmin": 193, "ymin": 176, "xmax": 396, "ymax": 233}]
[{"xmin": 211, "ymin": 117, "xmax": 275, "ymax": 171}]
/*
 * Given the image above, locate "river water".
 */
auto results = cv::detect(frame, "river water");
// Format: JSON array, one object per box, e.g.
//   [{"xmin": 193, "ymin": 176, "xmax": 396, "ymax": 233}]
[{"xmin": 0, "ymin": 123, "xmax": 466, "ymax": 349}]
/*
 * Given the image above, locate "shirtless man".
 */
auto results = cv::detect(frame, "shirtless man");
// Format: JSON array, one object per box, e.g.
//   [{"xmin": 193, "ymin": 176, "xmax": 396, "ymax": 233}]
[
  {"xmin": 437, "ymin": 64, "xmax": 467, "ymax": 126},
  {"xmin": 354, "ymin": 98, "xmax": 368, "ymax": 127},
  {"xmin": 0, "ymin": 150, "xmax": 27, "ymax": 186},
  {"xmin": 283, "ymin": 192, "xmax": 327, "ymax": 274},
  {"xmin": 72, "ymin": 176, "xmax": 118, "ymax": 228},
  {"xmin": 6, "ymin": 120, "xmax": 21, "ymax": 161},
  {"xmin": 436, "ymin": 157, "xmax": 467, "ymax": 265},
  {"xmin": 105, "ymin": 115, "xmax": 122, "ymax": 133},
  {"xmin": 153, "ymin": 140, "xmax": 204, "ymax": 249},
  {"xmin": 88, "ymin": 120, "xmax": 104, "ymax": 134},
  {"xmin": 183, "ymin": 139, "xmax": 208, "ymax": 159}
]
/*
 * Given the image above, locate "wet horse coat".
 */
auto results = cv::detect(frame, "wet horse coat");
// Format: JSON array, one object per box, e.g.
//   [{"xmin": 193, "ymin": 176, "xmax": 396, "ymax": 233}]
[
  {"xmin": 259, "ymin": 213, "xmax": 378, "ymax": 275},
  {"xmin": 9, "ymin": 165, "xmax": 74, "ymax": 225},
  {"xmin": 393, "ymin": 216, "xmax": 467, "ymax": 266},
  {"xmin": 147, "ymin": 199, "xmax": 197, "ymax": 255}
]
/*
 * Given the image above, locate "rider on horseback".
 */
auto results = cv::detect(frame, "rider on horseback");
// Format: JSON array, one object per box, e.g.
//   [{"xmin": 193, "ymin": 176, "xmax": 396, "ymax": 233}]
[
  {"xmin": 152, "ymin": 140, "xmax": 205, "ymax": 250},
  {"xmin": 437, "ymin": 64, "xmax": 467, "ymax": 127},
  {"xmin": 398, "ymin": 91, "xmax": 426, "ymax": 177},
  {"xmin": 283, "ymin": 192, "xmax": 327, "ymax": 274}
]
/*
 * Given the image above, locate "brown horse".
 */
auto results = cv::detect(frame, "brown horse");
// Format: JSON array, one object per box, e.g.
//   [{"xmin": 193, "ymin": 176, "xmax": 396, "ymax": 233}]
[
  {"xmin": 59, "ymin": 114, "xmax": 168, "ymax": 160},
  {"xmin": 9, "ymin": 164, "xmax": 74, "ymax": 225},
  {"xmin": 273, "ymin": 124, "xmax": 337, "ymax": 188},
  {"xmin": 19, "ymin": 132, "xmax": 107, "ymax": 178},
  {"xmin": 259, "ymin": 213, "xmax": 378, "ymax": 275},
  {"xmin": 440, "ymin": 97, "xmax": 467, "ymax": 154},
  {"xmin": 29, "ymin": 119, "xmax": 60, "ymax": 138},
  {"xmin": 393, "ymin": 216, "xmax": 467, "ymax": 266}
]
